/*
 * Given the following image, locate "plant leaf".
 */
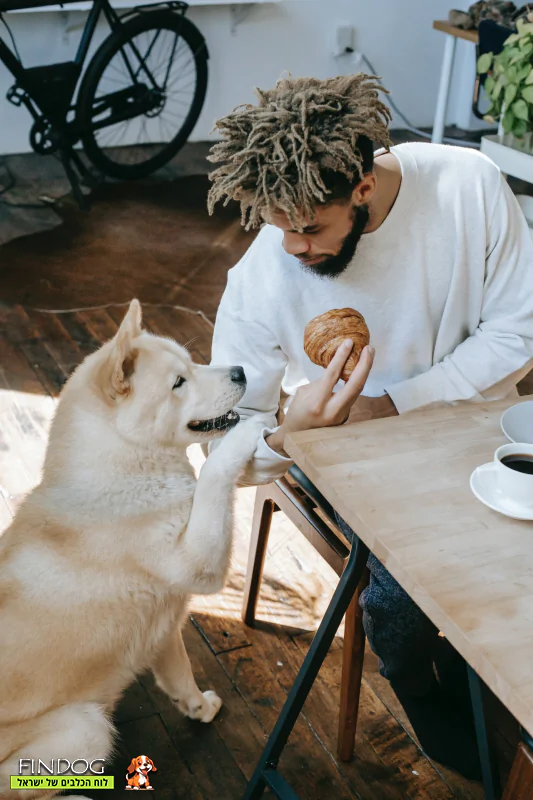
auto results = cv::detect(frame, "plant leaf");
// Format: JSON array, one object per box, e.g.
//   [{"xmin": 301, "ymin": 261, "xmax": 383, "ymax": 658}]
[
  {"xmin": 513, "ymin": 119, "xmax": 528, "ymax": 136},
  {"xmin": 485, "ymin": 75, "xmax": 495, "ymax": 96},
  {"xmin": 505, "ymin": 83, "xmax": 518, "ymax": 104},
  {"xmin": 522, "ymin": 85, "xmax": 533, "ymax": 103},
  {"xmin": 513, "ymin": 98, "xmax": 529, "ymax": 120},
  {"xmin": 505, "ymin": 32, "xmax": 521, "ymax": 44},
  {"xmin": 499, "ymin": 50, "xmax": 511, "ymax": 67},
  {"xmin": 477, "ymin": 53, "xmax": 493, "ymax": 74},
  {"xmin": 517, "ymin": 20, "xmax": 533, "ymax": 35},
  {"xmin": 526, "ymin": 69, "xmax": 533, "ymax": 84},
  {"xmin": 503, "ymin": 107, "xmax": 516, "ymax": 132}
]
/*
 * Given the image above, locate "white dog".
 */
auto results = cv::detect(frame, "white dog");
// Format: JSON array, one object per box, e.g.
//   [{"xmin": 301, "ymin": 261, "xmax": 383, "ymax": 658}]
[{"xmin": 0, "ymin": 300, "xmax": 263, "ymax": 800}]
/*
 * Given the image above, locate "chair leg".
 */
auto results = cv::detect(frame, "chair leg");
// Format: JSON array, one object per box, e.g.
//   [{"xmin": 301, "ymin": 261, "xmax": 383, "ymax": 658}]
[
  {"xmin": 242, "ymin": 487, "xmax": 275, "ymax": 627},
  {"xmin": 502, "ymin": 729, "xmax": 533, "ymax": 800},
  {"xmin": 337, "ymin": 567, "xmax": 369, "ymax": 762}
]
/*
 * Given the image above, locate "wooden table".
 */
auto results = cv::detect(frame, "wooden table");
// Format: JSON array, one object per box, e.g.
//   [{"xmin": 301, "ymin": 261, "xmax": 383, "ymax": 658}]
[
  {"xmin": 243, "ymin": 397, "xmax": 533, "ymax": 799},
  {"xmin": 283, "ymin": 396, "xmax": 533, "ymax": 799},
  {"xmin": 432, "ymin": 21, "xmax": 479, "ymax": 144}
]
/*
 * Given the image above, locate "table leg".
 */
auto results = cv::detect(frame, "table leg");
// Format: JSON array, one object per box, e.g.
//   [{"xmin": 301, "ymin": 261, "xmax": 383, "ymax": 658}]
[
  {"xmin": 432, "ymin": 34, "xmax": 457, "ymax": 144},
  {"xmin": 502, "ymin": 728, "xmax": 533, "ymax": 800},
  {"xmin": 242, "ymin": 533, "xmax": 370, "ymax": 800},
  {"xmin": 467, "ymin": 665, "xmax": 501, "ymax": 799}
]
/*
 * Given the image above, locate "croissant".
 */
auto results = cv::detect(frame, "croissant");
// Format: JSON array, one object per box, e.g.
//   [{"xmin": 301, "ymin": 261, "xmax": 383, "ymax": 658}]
[{"xmin": 304, "ymin": 308, "xmax": 370, "ymax": 382}]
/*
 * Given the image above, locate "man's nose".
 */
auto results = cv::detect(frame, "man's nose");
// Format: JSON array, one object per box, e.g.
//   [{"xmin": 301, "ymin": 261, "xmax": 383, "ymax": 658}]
[
  {"xmin": 283, "ymin": 232, "xmax": 310, "ymax": 256},
  {"xmin": 230, "ymin": 366, "xmax": 246, "ymax": 384}
]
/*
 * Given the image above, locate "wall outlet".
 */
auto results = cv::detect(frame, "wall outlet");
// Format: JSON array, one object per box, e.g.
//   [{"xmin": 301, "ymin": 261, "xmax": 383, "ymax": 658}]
[{"xmin": 332, "ymin": 24, "xmax": 355, "ymax": 57}]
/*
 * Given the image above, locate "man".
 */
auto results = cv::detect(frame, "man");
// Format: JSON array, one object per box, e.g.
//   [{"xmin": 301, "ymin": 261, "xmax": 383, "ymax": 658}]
[{"xmin": 207, "ymin": 73, "xmax": 533, "ymax": 779}]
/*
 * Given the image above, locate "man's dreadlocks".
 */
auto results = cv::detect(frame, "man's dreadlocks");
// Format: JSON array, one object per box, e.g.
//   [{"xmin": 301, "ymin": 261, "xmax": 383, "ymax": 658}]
[{"xmin": 207, "ymin": 73, "xmax": 392, "ymax": 231}]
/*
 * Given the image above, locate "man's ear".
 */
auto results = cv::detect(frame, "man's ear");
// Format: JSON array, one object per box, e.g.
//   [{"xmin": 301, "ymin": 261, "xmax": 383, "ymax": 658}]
[
  {"xmin": 352, "ymin": 172, "xmax": 376, "ymax": 206},
  {"xmin": 104, "ymin": 299, "xmax": 142, "ymax": 400}
]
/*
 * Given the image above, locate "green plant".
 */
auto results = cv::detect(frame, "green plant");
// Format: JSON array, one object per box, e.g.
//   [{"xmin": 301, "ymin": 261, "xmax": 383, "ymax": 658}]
[{"xmin": 477, "ymin": 17, "xmax": 533, "ymax": 137}]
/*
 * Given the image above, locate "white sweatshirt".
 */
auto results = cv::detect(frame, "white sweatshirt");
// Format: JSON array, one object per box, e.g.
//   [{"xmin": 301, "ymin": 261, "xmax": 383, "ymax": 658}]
[{"xmin": 210, "ymin": 142, "xmax": 533, "ymax": 485}]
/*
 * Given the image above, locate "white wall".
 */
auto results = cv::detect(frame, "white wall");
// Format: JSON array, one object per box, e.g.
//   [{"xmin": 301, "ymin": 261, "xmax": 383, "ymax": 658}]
[{"xmin": 0, "ymin": 0, "xmax": 483, "ymax": 155}]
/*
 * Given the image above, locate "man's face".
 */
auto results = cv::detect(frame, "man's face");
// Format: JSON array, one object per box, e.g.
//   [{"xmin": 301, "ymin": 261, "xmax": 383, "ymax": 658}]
[{"xmin": 269, "ymin": 200, "xmax": 370, "ymax": 279}]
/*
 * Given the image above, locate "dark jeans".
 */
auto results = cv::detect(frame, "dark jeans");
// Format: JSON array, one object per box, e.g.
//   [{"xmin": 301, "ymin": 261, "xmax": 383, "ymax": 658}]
[{"xmin": 335, "ymin": 514, "xmax": 440, "ymax": 697}]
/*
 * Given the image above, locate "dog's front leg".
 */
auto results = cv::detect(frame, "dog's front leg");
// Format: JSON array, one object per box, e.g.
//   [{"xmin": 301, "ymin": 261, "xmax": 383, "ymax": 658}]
[
  {"xmin": 152, "ymin": 623, "xmax": 222, "ymax": 722},
  {"xmin": 172, "ymin": 418, "xmax": 263, "ymax": 595}
]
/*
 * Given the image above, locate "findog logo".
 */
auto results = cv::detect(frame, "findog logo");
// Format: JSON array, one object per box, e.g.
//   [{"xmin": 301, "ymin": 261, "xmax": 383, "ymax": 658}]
[
  {"xmin": 18, "ymin": 759, "xmax": 106, "ymax": 775},
  {"xmin": 11, "ymin": 759, "xmax": 113, "ymax": 790},
  {"xmin": 125, "ymin": 755, "xmax": 157, "ymax": 790}
]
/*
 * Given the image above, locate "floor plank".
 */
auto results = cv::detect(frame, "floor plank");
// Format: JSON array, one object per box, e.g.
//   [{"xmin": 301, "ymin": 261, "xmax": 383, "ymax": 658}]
[
  {"xmin": 0, "ymin": 305, "xmax": 66, "ymax": 397},
  {"xmin": 78, "ymin": 308, "xmax": 120, "ymax": 344}
]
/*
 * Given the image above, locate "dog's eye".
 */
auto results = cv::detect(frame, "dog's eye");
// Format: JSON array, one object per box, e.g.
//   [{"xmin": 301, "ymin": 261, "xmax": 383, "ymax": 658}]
[{"xmin": 173, "ymin": 376, "xmax": 186, "ymax": 390}]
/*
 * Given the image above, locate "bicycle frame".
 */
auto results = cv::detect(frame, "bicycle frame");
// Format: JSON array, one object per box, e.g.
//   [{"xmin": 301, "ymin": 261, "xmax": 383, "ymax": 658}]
[
  {"xmin": 0, "ymin": 0, "xmax": 116, "ymax": 117},
  {"xmin": 0, "ymin": 0, "xmax": 184, "ymax": 128}
]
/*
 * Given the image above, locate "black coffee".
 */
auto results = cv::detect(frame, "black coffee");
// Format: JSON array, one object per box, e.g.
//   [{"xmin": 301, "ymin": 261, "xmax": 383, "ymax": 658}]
[{"xmin": 501, "ymin": 455, "xmax": 533, "ymax": 475}]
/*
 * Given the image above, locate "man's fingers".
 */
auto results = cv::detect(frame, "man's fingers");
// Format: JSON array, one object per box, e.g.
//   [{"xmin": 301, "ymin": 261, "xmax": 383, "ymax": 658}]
[
  {"xmin": 330, "ymin": 345, "xmax": 375, "ymax": 412},
  {"xmin": 322, "ymin": 339, "xmax": 354, "ymax": 391}
]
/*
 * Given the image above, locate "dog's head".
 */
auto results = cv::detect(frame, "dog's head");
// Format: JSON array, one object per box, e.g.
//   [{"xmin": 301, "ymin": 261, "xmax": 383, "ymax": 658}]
[
  {"xmin": 70, "ymin": 300, "xmax": 246, "ymax": 448},
  {"xmin": 127, "ymin": 755, "xmax": 157, "ymax": 775}
]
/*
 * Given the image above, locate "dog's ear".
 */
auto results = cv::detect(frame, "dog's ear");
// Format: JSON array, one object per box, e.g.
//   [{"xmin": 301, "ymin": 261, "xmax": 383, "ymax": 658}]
[
  {"xmin": 119, "ymin": 299, "xmax": 142, "ymax": 338},
  {"xmin": 127, "ymin": 758, "xmax": 137, "ymax": 774},
  {"xmin": 148, "ymin": 759, "xmax": 157, "ymax": 772},
  {"xmin": 101, "ymin": 300, "xmax": 142, "ymax": 400}
]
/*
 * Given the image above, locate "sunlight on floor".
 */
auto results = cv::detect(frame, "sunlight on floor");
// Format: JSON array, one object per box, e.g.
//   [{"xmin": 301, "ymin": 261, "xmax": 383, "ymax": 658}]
[{"xmin": 0, "ymin": 387, "xmax": 56, "ymax": 527}]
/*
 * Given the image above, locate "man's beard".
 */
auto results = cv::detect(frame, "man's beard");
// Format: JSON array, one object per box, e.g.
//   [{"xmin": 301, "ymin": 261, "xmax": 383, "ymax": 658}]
[{"xmin": 298, "ymin": 204, "xmax": 370, "ymax": 279}]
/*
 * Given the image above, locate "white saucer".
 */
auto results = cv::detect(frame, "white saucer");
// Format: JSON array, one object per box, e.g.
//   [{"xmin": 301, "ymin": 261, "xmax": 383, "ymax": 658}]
[
  {"xmin": 470, "ymin": 462, "xmax": 533, "ymax": 520},
  {"xmin": 501, "ymin": 400, "xmax": 533, "ymax": 444}
]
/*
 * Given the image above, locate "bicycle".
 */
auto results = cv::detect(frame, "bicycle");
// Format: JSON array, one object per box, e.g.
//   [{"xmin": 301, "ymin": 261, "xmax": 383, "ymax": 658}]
[{"xmin": 0, "ymin": 0, "xmax": 209, "ymax": 206}]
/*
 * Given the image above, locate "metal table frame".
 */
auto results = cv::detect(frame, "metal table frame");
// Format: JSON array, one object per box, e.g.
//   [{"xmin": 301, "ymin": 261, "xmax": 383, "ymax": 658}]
[{"xmin": 243, "ymin": 529, "xmax": 369, "ymax": 799}]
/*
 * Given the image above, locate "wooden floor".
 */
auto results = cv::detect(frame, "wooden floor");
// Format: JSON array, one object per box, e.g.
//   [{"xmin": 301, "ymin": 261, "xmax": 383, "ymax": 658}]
[{"xmin": 0, "ymin": 159, "xmax": 528, "ymax": 799}]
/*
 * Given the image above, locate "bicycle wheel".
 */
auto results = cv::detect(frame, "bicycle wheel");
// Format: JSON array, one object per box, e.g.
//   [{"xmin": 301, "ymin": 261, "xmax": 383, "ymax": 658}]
[{"xmin": 77, "ymin": 11, "xmax": 208, "ymax": 180}]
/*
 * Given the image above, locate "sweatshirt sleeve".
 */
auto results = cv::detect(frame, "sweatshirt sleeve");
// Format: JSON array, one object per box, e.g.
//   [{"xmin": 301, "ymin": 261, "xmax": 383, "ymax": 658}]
[
  {"xmin": 209, "ymin": 263, "xmax": 293, "ymax": 486},
  {"xmin": 386, "ymin": 176, "xmax": 533, "ymax": 413}
]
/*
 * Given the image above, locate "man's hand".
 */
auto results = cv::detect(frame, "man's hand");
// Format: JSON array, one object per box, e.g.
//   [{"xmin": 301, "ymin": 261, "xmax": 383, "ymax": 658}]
[{"xmin": 266, "ymin": 340, "xmax": 375, "ymax": 456}]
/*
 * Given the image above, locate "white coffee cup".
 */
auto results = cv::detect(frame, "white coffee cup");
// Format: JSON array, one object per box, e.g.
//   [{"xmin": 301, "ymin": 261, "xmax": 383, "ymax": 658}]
[{"xmin": 494, "ymin": 443, "xmax": 533, "ymax": 508}]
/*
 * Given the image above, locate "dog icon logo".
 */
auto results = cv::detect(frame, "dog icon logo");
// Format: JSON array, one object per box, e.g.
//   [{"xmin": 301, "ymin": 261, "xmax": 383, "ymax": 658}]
[{"xmin": 125, "ymin": 755, "xmax": 157, "ymax": 789}]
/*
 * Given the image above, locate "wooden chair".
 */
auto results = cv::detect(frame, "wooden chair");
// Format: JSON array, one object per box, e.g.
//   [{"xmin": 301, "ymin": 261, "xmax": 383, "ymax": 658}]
[{"xmin": 242, "ymin": 463, "xmax": 369, "ymax": 761}]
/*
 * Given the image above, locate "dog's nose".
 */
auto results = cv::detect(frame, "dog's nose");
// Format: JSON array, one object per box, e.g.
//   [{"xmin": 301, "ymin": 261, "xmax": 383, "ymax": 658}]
[{"xmin": 230, "ymin": 366, "xmax": 246, "ymax": 384}]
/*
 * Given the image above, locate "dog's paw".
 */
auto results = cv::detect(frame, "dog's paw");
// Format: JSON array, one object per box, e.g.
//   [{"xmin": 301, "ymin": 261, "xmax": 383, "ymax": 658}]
[
  {"xmin": 175, "ymin": 690, "xmax": 223, "ymax": 723},
  {"xmin": 206, "ymin": 417, "xmax": 265, "ymax": 479}
]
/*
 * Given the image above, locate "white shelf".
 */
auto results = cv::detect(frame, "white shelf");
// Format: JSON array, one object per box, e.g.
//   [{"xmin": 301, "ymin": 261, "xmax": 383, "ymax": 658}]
[
  {"xmin": 9, "ymin": 0, "xmax": 277, "ymax": 12},
  {"xmin": 481, "ymin": 134, "xmax": 533, "ymax": 184}
]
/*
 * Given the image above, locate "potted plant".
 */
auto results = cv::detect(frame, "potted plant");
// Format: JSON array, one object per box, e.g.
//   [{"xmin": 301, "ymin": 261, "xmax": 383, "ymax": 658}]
[{"xmin": 478, "ymin": 16, "xmax": 533, "ymax": 151}]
